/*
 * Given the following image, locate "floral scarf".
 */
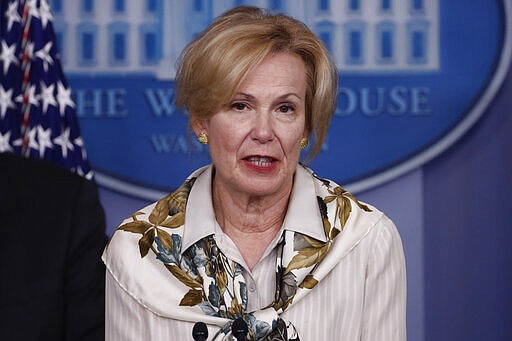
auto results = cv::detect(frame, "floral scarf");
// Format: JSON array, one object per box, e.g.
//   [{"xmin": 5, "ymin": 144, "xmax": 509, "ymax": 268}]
[{"xmin": 106, "ymin": 165, "xmax": 373, "ymax": 340}]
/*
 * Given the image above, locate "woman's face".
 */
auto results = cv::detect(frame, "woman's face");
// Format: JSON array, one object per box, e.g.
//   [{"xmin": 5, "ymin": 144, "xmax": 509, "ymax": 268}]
[{"xmin": 194, "ymin": 53, "xmax": 308, "ymax": 199}]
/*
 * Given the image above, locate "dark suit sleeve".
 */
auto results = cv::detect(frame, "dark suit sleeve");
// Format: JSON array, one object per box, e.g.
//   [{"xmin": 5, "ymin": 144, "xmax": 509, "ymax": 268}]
[{"xmin": 64, "ymin": 178, "xmax": 107, "ymax": 341}]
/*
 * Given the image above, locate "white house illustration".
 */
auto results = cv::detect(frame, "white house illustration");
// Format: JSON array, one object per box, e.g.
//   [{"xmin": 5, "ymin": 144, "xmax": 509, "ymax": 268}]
[{"xmin": 49, "ymin": 0, "xmax": 439, "ymax": 78}]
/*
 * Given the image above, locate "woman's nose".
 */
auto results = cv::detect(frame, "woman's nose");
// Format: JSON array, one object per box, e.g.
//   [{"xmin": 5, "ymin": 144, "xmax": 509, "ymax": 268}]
[{"xmin": 251, "ymin": 111, "xmax": 274, "ymax": 143}]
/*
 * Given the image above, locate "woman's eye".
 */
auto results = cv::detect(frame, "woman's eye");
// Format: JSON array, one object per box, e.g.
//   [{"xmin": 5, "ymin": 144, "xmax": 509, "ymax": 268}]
[
  {"xmin": 231, "ymin": 102, "xmax": 248, "ymax": 111},
  {"xmin": 277, "ymin": 104, "xmax": 294, "ymax": 113}
]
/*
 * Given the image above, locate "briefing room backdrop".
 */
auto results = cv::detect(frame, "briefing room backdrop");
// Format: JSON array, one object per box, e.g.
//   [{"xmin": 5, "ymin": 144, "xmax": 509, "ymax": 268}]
[{"xmin": 2, "ymin": 1, "xmax": 511, "ymax": 340}]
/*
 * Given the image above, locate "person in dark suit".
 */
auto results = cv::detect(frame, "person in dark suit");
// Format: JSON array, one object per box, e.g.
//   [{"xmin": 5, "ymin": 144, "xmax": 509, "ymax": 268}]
[{"xmin": 0, "ymin": 152, "xmax": 106, "ymax": 340}]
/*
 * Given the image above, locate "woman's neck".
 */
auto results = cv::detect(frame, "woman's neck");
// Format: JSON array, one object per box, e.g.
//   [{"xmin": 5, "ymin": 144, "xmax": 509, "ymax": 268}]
[{"xmin": 212, "ymin": 181, "xmax": 291, "ymax": 270}]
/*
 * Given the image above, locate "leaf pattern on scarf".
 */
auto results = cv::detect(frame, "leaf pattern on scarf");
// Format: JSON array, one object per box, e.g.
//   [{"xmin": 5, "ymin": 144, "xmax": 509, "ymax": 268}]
[
  {"xmin": 299, "ymin": 274, "xmax": 318, "ymax": 289},
  {"xmin": 160, "ymin": 211, "xmax": 185, "ymax": 228},
  {"xmin": 324, "ymin": 186, "xmax": 371, "ymax": 229},
  {"xmin": 180, "ymin": 288, "xmax": 204, "ymax": 306},
  {"xmin": 118, "ymin": 220, "xmax": 152, "ymax": 234},
  {"xmin": 285, "ymin": 243, "xmax": 329, "ymax": 274},
  {"xmin": 138, "ymin": 228, "xmax": 155, "ymax": 257}
]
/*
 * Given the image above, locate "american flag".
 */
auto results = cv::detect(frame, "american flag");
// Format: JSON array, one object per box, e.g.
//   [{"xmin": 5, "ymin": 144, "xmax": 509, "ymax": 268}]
[{"xmin": 0, "ymin": 0, "xmax": 93, "ymax": 179}]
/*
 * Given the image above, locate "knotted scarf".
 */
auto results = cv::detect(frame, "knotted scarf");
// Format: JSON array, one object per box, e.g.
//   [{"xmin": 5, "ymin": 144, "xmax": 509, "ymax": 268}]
[{"xmin": 104, "ymin": 165, "xmax": 374, "ymax": 340}]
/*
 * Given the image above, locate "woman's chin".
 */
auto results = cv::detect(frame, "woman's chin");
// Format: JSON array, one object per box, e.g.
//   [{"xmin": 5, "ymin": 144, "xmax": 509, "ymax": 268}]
[{"xmin": 237, "ymin": 177, "xmax": 291, "ymax": 199}]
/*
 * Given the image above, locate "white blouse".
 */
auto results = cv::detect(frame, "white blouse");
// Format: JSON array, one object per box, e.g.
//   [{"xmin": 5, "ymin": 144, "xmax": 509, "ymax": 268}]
[{"xmin": 104, "ymin": 165, "xmax": 407, "ymax": 340}]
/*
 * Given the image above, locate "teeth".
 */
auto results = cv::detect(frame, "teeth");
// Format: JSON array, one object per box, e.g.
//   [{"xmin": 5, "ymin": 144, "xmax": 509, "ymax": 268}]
[{"xmin": 247, "ymin": 156, "xmax": 272, "ymax": 166}]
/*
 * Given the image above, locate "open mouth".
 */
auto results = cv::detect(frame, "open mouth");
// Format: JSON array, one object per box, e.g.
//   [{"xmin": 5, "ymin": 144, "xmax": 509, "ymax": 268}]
[{"xmin": 244, "ymin": 156, "xmax": 275, "ymax": 167}]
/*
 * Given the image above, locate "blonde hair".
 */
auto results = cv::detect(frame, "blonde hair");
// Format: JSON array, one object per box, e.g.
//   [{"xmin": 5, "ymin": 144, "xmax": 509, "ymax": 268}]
[{"xmin": 175, "ymin": 6, "xmax": 338, "ymax": 159}]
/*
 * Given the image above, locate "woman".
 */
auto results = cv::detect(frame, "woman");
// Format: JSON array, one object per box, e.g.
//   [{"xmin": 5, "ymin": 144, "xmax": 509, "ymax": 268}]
[{"xmin": 103, "ymin": 6, "xmax": 406, "ymax": 341}]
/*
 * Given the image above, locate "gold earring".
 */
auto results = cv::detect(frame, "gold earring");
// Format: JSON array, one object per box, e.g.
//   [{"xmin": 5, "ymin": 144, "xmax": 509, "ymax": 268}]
[
  {"xmin": 197, "ymin": 132, "xmax": 208, "ymax": 145},
  {"xmin": 300, "ymin": 137, "xmax": 308, "ymax": 149}
]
